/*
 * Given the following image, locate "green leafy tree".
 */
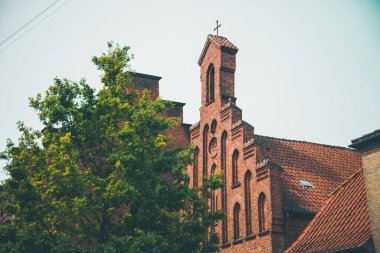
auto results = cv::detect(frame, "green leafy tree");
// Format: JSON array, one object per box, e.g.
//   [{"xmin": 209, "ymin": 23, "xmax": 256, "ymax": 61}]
[{"xmin": 0, "ymin": 43, "xmax": 223, "ymax": 253}]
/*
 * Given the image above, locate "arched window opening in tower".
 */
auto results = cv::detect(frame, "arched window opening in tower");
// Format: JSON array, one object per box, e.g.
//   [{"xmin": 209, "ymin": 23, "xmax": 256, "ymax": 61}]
[
  {"xmin": 233, "ymin": 203, "xmax": 241, "ymax": 241},
  {"xmin": 221, "ymin": 131, "xmax": 228, "ymax": 244},
  {"xmin": 244, "ymin": 171, "xmax": 252, "ymax": 236},
  {"xmin": 206, "ymin": 64, "xmax": 215, "ymax": 103},
  {"xmin": 258, "ymin": 193, "xmax": 267, "ymax": 233}
]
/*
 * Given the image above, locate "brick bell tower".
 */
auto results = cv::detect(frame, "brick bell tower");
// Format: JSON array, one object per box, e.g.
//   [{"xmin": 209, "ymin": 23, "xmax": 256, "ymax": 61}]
[
  {"xmin": 190, "ymin": 35, "xmax": 257, "ymax": 251},
  {"xmin": 198, "ymin": 35, "xmax": 239, "ymax": 112}
]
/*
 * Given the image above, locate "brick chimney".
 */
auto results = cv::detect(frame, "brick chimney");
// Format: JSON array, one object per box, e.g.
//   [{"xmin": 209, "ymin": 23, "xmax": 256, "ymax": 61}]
[{"xmin": 350, "ymin": 129, "xmax": 380, "ymax": 251}]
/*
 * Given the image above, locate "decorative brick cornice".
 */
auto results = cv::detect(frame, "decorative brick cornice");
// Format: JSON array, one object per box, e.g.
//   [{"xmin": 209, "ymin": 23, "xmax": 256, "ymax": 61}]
[
  {"xmin": 256, "ymin": 159, "xmax": 269, "ymax": 169},
  {"xmin": 256, "ymin": 159, "xmax": 269, "ymax": 182},
  {"xmin": 221, "ymin": 102, "xmax": 232, "ymax": 112},
  {"xmin": 243, "ymin": 138, "xmax": 255, "ymax": 148},
  {"xmin": 190, "ymin": 122, "xmax": 200, "ymax": 140},
  {"xmin": 231, "ymin": 120, "xmax": 243, "ymax": 140},
  {"xmin": 189, "ymin": 121, "xmax": 200, "ymax": 131},
  {"xmin": 243, "ymin": 138, "xmax": 255, "ymax": 160},
  {"xmin": 231, "ymin": 120, "xmax": 242, "ymax": 129}
]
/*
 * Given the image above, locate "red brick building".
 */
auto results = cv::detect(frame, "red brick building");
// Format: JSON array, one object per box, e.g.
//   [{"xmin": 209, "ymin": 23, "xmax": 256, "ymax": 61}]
[
  {"xmin": 187, "ymin": 35, "xmax": 364, "ymax": 253},
  {"xmin": 132, "ymin": 35, "xmax": 372, "ymax": 253}
]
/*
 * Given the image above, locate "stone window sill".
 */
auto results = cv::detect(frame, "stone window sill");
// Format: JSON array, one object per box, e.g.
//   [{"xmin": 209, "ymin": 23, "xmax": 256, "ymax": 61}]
[
  {"xmin": 221, "ymin": 242, "xmax": 231, "ymax": 249},
  {"xmin": 245, "ymin": 234, "xmax": 256, "ymax": 241},
  {"xmin": 232, "ymin": 238, "xmax": 243, "ymax": 245},
  {"xmin": 258, "ymin": 230, "xmax": 270, "ymax": 237},
  {"xmin": 205, "ymin": 100, "xmax": 215, "ymax": 106},
  {"xmin": 231, "ymin": 182, "xmax": 241, "ymax": 189}
]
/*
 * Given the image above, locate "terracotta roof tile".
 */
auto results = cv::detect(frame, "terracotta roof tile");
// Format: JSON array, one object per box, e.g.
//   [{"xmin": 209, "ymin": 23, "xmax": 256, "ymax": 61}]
[
  {"xmin": 198, "ymin": 35, "xmax": 238, "ymax": 65},
  {"xmin": 285, "ymin": 169, "xmax": 370, "ymax": 253},
  {"xmin": 254, "ymin": 135, "xmax": 361, "ymax": 212},
  {"xmin": 208, "ymin": 35, "xmax": 238, "ymax": 51}
]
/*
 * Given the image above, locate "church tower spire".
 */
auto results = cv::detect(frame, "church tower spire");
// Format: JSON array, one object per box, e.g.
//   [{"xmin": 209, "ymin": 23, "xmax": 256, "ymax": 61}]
[{"xmin": 198, "ymin": 35, "xmax": 239, "ymax": 108}]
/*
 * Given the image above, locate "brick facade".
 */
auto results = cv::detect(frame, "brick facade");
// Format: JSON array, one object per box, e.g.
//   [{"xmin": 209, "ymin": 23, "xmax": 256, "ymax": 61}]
[
  {"xmin": 350, "ymin": 130, "xmax": 380, "ymax": 252},
  {"xmin": 130, "ymin": 72, "xmax": 190, "ymax": 149},
  {"xmin": 362, "ymin": 147, "xmax": 380, "ymax": 252},
  {"xmin": 188, "ymin": 35, "xmax": 361, "ymax": 253},
  {"xmin": 132, "ymin": 35, "xmax": 364, "ymax": 253}
]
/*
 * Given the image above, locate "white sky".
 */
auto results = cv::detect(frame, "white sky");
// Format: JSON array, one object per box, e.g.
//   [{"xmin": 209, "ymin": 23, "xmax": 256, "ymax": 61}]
[{"xmin": 1, "ymin": 0, "xmax": 380, "ymax": 180}]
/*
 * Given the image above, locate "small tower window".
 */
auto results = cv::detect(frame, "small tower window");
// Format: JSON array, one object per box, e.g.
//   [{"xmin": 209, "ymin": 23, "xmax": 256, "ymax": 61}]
[{"xmin": 206, "ymin": 64, "xmax": 215, "ymax": 103}]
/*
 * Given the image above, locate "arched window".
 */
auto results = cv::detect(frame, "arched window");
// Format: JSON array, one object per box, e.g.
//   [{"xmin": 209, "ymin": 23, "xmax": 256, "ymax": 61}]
[
  {"xmin": 233, "ymin": 203, "xmax": 241, "ymax": 241},
  {"xmin": 232, "ymin": 150, "xmax": 239, "ymax": 185},
  {"xmin": 211, "ymin": 119, "xmax": 217, "ymax": 133},
  {"xmin": 203, "ymin": 125, "xmax": 209, "ymax": 178},
  {"xmin": 211, "ymin": 164, "xmax": 216, "ymax": 213},
  {"xmin": 193, "ymin": 147, "xmax": 199, "ymax": 187},
  {"xmin": 221, "ymin": 131, "xmax": 228, "ymax": 244},
  {"xmin": 206, "ymin": 64, "xmax": 215, "ymax": 103},
  {"xmin": 211, "ymin": 164, "xmax": 216, "ymax": 234},
  {"xmin": 258, "ymin": 193, "xmax": 267, "ymax": 232},
  {"xmin": 244, "ymin": 171, "xmax": 252, "ymax": 236}
]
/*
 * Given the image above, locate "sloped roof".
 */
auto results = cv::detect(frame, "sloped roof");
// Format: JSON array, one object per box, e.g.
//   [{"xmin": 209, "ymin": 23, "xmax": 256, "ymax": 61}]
[
  {"xmin": 351, "ymin": 128, "xmax": 380, "ymax": 144},
  {"xmin": 198, "ymin": 34, "xmax": 238, "ymax": 65},
  {"xmin": 254, "ymin": 135, "xmax": 361, "ymax": 212},
  {"xmin": 285, "ymin": 169, "xmax": 371, "ymax": 253},
  {"xmin": 208, "ymin": 35, "xmax": 238, "ymax": 51}
]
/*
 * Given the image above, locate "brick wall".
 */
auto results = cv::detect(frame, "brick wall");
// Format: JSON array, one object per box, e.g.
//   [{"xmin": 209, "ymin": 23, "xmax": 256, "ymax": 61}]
[
  {"xmin": 362, "ymin": 147, "xmax": 380, "ymax": 251},
  {"xmin": 130, "ymin": 72, "xmax": 190, "ymax": 150},
  {"xmin": 189, "ymin": 35, "xmax": 278, "ymax": 253},
  {"xmin": 131, "ymin": 72, "xmax": 160, "ymax": 99}
]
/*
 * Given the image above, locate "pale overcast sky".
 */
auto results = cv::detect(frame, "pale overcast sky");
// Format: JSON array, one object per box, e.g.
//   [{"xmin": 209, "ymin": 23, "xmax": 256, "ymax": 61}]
[{"xmin": 1, "ymin": 0, "xmax": 380, "ymax": 180}]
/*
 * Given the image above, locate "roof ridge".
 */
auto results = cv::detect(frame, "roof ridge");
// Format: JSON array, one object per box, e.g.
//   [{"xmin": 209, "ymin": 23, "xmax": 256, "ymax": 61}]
[{"xmin": 254, "ymin": 134, "xmax": 355, "ymax": 151}]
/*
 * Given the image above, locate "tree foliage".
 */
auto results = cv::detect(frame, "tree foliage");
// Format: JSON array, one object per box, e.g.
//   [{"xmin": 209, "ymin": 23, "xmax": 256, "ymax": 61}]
[{"xmin": 0, "ymin": 43, "xmax": 223, "ymax": 253}]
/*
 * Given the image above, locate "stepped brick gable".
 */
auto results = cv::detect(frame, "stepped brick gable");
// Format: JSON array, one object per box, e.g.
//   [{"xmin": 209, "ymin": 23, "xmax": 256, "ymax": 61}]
[
  {"xmin": 189, "ymin": 35, "xmax": 362, "ymax": 253},
  {"xmin": 131, "ymin": 34, "xmax": 375, "ymax": 253}
]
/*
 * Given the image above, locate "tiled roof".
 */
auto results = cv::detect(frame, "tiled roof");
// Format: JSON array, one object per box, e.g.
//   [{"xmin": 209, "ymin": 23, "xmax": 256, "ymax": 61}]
[
  {"xmin": 208, "ymin": 35, "xmax": 239, "ymax": 51},
  {"xmin": 254, "ymin": 135, "xmax": 361, "ymax": 212},
  {"xmin": 198, "ymin": 35, "xmax": 238, "ymax": 65},
  {"xmin": 285, "ymin": 169, "xmax": 371, "ymax": 253}
]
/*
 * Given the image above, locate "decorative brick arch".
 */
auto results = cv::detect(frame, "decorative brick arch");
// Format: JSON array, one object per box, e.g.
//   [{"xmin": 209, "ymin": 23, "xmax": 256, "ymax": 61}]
[{"xmin": 231, "ymin": 194, "xmax": 245, "ymax": 210}]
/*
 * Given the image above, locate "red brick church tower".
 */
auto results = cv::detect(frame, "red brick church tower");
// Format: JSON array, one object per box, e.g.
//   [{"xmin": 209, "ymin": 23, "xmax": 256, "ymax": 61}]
[{"xmin": 188, "ymin": 35, "xmax": 361, "ymax": 252}]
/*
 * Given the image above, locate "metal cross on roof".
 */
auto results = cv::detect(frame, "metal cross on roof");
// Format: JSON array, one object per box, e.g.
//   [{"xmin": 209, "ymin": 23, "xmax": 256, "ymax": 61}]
[{"xmin": 214, "ymin": 20, "xmax": 221, "ymax": 36}]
